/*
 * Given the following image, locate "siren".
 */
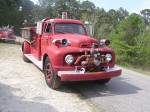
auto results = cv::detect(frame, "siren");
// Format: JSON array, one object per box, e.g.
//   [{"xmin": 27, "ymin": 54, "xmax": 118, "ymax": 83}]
[{"xmin": 62, "ymin": 12, "xmax": 67, "ymax": 19}]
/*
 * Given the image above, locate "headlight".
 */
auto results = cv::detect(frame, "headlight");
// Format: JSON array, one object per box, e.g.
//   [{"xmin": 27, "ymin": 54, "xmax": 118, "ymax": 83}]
[
  {"xmin": 65, "ymin": 55, "xmax": 74, "ymax": 65},
  {"xmin": 53, "ymin": 39, "xmax": 69, "ymax": 47},
  {"xmin": 105, "ymin": 54, "xmax": 112, "ymax": 63},
  {"xmin": 61, "ymin": 39, "xmax": 68, "ymax": 46}
]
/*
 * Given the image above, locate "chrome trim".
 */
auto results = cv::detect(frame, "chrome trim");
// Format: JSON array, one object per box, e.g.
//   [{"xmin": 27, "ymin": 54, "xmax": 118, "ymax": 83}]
[{"xmin": 57, "ymin": 67, "xmax": 121, "ymax": 76}]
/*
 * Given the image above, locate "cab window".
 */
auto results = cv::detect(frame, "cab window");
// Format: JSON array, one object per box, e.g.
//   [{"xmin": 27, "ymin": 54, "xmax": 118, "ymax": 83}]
[{"xmin": 45, "ymin": 23, "xmax": 52, "ymax": 34}]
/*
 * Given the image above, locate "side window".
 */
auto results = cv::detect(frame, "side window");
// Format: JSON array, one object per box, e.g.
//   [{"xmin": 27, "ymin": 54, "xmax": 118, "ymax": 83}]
[{"xmin": 45, "ymin": 23, "xmax": 52, "ymax": 34}]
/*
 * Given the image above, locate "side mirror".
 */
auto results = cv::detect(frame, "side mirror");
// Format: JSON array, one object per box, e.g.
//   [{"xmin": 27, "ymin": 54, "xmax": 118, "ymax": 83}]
[
  {"xmin": 36, "ymin": 21, "xmax": 43, "ymax": 35},
  {"xmin": 85, "ymin": 21, "xmax": 94, "ymax": 37}
]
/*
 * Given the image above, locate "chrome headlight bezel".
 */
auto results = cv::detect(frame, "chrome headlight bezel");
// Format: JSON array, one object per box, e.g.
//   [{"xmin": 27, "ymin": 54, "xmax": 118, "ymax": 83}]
[
  {"xmin": 61, "ymin": 39, "xmax": 68, "ymax": 46},
  {"xmin": 105, "ymin": 54, "xmax": 112, "ymax": 63},
  {"xmin": 65, "ymin": 55, "xmax": 74, "ymax": 65}
]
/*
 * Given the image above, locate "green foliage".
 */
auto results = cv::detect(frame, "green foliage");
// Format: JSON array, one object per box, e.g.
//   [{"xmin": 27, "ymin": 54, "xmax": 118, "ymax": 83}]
[
  {"xmin": 117, "ymin": 13, "xmax": 145, "ymax": 45},
  {"xmin": 140, "ymin": 9, "xmax": 150, "ymax": 26},
  {"xmin": 0, "ymin": 0, "xmax": 34, "ymax": 34},
  {"xmin": 92, "ymin": 7, "xmax": 129, "ymax": 39},
  {"xmin": 109, "ymin": 14, "xmax": 150, "ymax": 70}
]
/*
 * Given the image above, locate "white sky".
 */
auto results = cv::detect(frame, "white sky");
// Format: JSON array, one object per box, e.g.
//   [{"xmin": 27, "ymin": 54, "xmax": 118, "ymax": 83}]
[{"xmin": 31, "ymin": 0, "xmax": 150, "ymax": 14}]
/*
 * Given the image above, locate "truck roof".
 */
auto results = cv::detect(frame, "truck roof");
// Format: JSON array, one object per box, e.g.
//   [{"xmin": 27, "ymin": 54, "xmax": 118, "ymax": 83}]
[{"xmin": 44, "ymin": 18, "xmax": 84, "ymax": 25}]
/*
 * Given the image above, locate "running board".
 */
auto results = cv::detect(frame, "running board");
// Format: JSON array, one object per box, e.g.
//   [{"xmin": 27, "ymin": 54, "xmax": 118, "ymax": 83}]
[{"xmin": 24, "ymin": 54, "xmax": 43, "ymax": 70}]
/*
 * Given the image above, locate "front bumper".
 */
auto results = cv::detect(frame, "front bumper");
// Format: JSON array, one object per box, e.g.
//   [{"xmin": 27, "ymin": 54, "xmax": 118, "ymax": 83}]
[{"xmin": 58, "ymin": 67, "xmax": 122, "ymax": 81}]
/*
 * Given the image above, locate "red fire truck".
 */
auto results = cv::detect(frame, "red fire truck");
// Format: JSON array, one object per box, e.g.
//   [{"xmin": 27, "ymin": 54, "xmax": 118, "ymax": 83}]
[
  {"xmin": 21, "ymin": 12, "xmax": 121, "ymax": 89},
  {"xmin": 0, "ymin": 26, "xmax": 16, "ymax": 41}
]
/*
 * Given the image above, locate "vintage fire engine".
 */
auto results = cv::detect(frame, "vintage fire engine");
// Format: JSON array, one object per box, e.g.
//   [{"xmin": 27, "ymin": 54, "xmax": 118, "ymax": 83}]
[
  {"xmin": 21, "ymin": 12, "xmax": 121, "ymax": 89},
  {"xmin": 0, "ymin": 26, "xmax": 16, "ymax": 41}
]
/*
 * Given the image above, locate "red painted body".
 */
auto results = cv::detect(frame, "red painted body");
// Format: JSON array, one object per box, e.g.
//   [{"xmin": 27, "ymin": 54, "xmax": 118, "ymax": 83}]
[
  {"xmin": 0, "ymin": 27, "xmax": 16, "ymax": 40},
  {"xmin": 22, "ymin": 18, "xmax": 121, "ymax": 82},
  {"xmin": 61, "ymin": 69, "xmax": 122, "ymax": 81}
]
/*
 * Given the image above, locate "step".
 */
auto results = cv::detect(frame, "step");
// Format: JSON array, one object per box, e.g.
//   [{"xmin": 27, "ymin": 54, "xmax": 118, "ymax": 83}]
[{"xmin": 24, "ymin": 54, "xmax": 43, "ymax": 70}]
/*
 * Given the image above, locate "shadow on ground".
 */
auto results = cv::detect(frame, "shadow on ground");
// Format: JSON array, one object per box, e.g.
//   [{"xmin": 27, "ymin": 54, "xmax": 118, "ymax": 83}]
[
  {"xmin": 0, "ymin": 83, "xmax": 58, "ymax": 112},
  {"xmin": 59, "ymin": 76, "xmax": 142, "ymax": 99}
]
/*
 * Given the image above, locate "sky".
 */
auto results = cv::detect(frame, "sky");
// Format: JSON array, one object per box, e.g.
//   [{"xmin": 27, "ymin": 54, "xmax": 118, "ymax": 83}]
[{"xmin": 31, "ymin": 0, "xmax": 150, "ymax": 14}]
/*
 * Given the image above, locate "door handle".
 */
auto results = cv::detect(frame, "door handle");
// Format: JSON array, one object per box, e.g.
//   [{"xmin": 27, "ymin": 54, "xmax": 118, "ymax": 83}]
[{"xmin": 44, "ymin": 36, "xmax": 48, "ymax": 40}]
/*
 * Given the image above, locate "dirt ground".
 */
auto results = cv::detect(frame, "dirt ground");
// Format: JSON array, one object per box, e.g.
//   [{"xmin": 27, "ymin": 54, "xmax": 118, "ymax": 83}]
[{"xmin": 0, "ymin": 43, "xmax": 97, "ymax": 112}]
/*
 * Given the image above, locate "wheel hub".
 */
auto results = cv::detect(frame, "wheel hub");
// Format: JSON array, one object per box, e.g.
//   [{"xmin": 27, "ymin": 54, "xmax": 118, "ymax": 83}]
[{"xmin": 46, "ymin": 63, "xmax": 52, "ymax": 82}]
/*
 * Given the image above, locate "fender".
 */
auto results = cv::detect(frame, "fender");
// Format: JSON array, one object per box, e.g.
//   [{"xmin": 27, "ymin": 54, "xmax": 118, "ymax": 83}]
[
  {"xmin": 23, "ymin": 41, "xmax": 31, "ymax": 54},
  {"xmin": 42, "ymin": 46, "xmax": 77, "ymax": 74},
  {"xmin": 43, "ymin": 46, "xmax": 64, "ymax": 67}
]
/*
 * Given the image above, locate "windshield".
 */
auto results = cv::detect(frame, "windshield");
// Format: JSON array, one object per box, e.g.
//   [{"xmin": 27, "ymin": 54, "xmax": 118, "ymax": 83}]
[{"xmin": 54, "ymin": 23, "xmax": 86, "ymax": 35}]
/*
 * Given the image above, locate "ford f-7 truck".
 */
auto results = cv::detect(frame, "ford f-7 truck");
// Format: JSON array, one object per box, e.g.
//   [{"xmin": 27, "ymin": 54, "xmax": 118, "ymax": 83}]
[{"xmin": 21, "ymin": 12, "xmax": 121, "ymax": 89}]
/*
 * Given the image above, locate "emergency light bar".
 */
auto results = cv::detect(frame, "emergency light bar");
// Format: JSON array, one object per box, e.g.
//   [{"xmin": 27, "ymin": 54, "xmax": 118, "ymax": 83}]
[{"xmin": 62, "ymin": 12, "xmax": 67, "ymax": 19}]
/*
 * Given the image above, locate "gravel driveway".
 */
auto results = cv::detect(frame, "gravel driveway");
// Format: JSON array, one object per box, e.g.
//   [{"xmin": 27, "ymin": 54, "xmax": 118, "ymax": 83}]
[{"xmin": 0, "ymin": 43, "xmax": 97, "ymax": 112}]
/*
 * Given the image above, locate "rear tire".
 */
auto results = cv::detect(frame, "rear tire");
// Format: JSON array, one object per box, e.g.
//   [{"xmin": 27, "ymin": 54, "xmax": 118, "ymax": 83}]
[
  {"xmin": 22, "ymin": 42, "xmax": 30, "ymax": 62},
  {"xmin": 44, "ymin": 57, "xmax": 61, "ymax": 89},
  {"xmin": 95, "ymin": 78, "xmax": 111, "ymax": 84}
]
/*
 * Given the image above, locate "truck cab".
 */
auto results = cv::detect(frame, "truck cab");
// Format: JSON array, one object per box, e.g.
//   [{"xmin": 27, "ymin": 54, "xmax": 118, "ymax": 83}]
[{"xmin": 21, "ymin": 12, "xmax": 121, "ymax": 89}]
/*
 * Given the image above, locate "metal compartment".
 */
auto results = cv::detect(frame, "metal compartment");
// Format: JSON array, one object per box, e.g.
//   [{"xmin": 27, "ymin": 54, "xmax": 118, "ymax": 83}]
[{"xmin": 20, "ymin": 27, "xmax": 33, "ymax": 42}]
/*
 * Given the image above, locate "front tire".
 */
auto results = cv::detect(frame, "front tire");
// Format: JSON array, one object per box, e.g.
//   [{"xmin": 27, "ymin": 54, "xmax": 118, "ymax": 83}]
[{"xmin": 44, "ymin": 57, "xmax": 61, "ymax": 89}]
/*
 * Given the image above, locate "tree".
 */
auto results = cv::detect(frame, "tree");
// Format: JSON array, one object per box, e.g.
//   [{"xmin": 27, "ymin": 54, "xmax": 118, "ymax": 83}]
[
  {"xmin": 0, "ymin": 0, "xmax": 22, "ymax": 34},
  {"xmin": 140, "ymin": 9, "xmax": 150, "ymax": 26},
  {"xmin": 109, "ymin": 13, "xmax": 146, "ymax": 66},
  {"xmin": 117, "ymin": 13, "xmax": 144, "ymax": 45},
  {"xmin": 117, "ymin": 7, "xmax": 129, "ymax": 22},
  {"xmin": 37, "ymin": 0, "xmax": 80, "ymax": 19},
  {"xmin": 91, "ymin": 7, "xmax": 129, "ymax": 39},
  {"xmin": 80, "ymin": 0, "xmax": 95, "ymax": 11},
  {"xmin": 0, "ymin": 0, "xmax": 34, "ymax": 34}
]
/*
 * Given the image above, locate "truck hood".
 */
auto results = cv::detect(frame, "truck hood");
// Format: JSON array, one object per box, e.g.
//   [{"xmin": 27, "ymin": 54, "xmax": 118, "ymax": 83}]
[{"xmin": 53, "ymin": 34, "xmax": 99, "ymax": 47}]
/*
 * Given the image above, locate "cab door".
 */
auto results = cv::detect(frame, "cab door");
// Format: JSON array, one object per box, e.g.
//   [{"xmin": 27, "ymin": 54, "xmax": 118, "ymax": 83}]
[
  {"xmin": 30, "ymin": 27, "xmax": 40, "ymax": 59},
  {"xmin": 41, "ymin": 23, "xmax": 52, "ymax": 56}
]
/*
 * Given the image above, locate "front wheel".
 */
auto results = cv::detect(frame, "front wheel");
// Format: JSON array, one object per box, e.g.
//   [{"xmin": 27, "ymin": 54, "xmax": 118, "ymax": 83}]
[
  {"xmin": 95, "ymin": 78, "xmax": 111, "ymax": 84},
  {"xmin": 44, "ymin": 57, "xmax": 61, "ymax": 89}
]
